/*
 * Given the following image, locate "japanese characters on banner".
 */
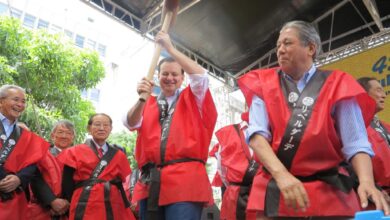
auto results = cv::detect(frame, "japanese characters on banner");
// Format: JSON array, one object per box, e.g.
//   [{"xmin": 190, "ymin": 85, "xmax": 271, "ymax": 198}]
[{"xmin": 322, "ymin": 42, "xmax": 390, "ymax": 123}]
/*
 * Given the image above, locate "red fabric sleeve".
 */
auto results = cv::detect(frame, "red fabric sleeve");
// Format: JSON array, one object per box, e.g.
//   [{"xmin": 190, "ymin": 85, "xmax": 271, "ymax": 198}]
[
  {"xmin": 209, "ymin": 143, "xmax": 219, "ymax": 157},
  {"xmin": 57, "ymin": 146, "xmax": 78, "ymax": 169},
  {"xmin": 4, "ymin": 130, "xmax": 50, "ymax": 172},
  {"xmin": 325, "ymin": 70, "xmax": 376, "ymax": 126},
  {"xmin": 237, "ymin": 68, "xmax": 279, "ymax": 107},
  {"xmin": 116, "ymin": 151, "xmax": 132, "ymax": 181},
  {"xmin": 201, "ymin": 89, "xmax": 218, "ymax": 129}
]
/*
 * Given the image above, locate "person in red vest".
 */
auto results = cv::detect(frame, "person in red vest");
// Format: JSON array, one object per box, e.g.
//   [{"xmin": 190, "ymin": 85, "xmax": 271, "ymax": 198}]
[
  {"xmin": 28, "ymin": 120, "xmax": 76, "ymax": 220},
  {"xmin": 208, "ymin": 142, "xmax": 226, "ymax": 215},
  {"xmin": 209, "ymin": 143, "xmax": 224, "ymax": 189},
  {"xmin": 59, "ymin": 113, "xmax": 134, "ymax": 220},
  {"xmin": 237, "ymin": 20, "xmax": 389, "ymax": 219},
  {"xmin": 357, "ymin": 77, "xmax": 390, "ymax": 198},
  {"xmin": 0, "ymin": 84, "xmax": 49, "ymax": 220},
  {"xmin": 216, "ymin": 112, "xmax": 257, "ymax": 220},
  {"xmin": 124, "ymin": 30, "xmax": 217, "ymax": 220}
]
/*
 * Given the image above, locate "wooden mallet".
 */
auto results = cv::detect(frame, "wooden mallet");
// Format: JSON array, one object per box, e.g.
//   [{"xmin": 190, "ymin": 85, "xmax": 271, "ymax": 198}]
[{"xmin": 140, "ymin": 0, "xmax": 179, "ymax": 101}]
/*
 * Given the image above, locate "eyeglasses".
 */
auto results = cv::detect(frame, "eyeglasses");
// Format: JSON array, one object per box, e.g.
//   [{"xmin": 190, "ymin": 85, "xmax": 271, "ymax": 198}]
[
  {"xmin": 55, "ymin": 130, "xmax": 74, "ymax": 136},
  {"xmin": 91, "ymin": 123, "xmax": 111, "ymax": 129},
  {"xmin": 2, "ymin": 97, "xmax": 26, "ymax": 105}
]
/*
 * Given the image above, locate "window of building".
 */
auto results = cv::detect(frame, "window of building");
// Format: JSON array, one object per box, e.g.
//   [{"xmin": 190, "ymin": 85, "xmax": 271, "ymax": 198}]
[
  {"xmin": 81, "ymin": 88, "xmax": 100, "ymax": 103},
  {"xmin": 86, "ymin": 39, "xmax": 96, "ymax": 50},
  {"xmin": 64, "ymin": 29, "xmax": 74, "ymax": 40},
  {"xmin": 81, "ymin": 89, "xmax": 88, "ymax": 99},
  {"xmin": 0, "ymin": 2, "xmax": 8, "ymax": 15},
  {"xmin": 10, "ymin": 7, "xmax": 22, "ymax": 19},
  {"xmin": 23, "ymin": 13, "xmax": 36, "ymax": 29},
  {"xmin": 97, "ymin": 43, "xmax": 106, "ymax": 57},
  {"xmin": 37, "ymin": 19, "xmax": 49, "ymax": 29},
  {"xmin": 49, "ymin": 24, "xmax": 62, "ymax": 34},
  {"xmin": 89, "ymin": 88, "xmax": 100, "ymax": 102},
  {"xmin": 75, "ymin": 34, "xmax": 85, "ymax": 48}
]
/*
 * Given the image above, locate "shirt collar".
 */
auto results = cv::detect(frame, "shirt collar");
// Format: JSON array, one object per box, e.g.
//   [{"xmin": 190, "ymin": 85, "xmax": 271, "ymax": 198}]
[
  {"xmin": 53, "ymin": 145, "xmax": 63, "ymax": 152},
  {"xmin": 161, "ymin": 88, "xmax": 182, "ymax": 99},
  {"xmin": 283, "ymin": 64, "xmax": 316, "ymax": 83},
  {"xmin": 0, "ymin": 112, "xmax": 17, "ymax": 127},
  {"xmin": 159, "ymin": 89, "xmax": 182, "ymax": 106},
  {"xmin": 92, "ymin": 138, "xmax": 107, "ymax": 149}
]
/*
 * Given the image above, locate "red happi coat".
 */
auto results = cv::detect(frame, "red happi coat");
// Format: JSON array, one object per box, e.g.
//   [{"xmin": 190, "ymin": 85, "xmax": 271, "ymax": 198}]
[
  {"xmin": 58, "ymin": 144, "xmax": 134, "ymax": 220},
  {"xmin": 238, "ymin": 68, "xmax": 376, "ymax": 217},
  {"xmin": 209, "ymin": 143, "xmax": 223, "ymax": 187},
  {"xmin": 27, "ymin": 149, "xmax": 67, "ymax": 220},
  {"xmin": 216, "ymin": 124, "xmax": 256, "ymax": 220},
  {"xmin": 0, "ymin": 129, "xmax": 49, "ymax": 220},
  {"xmin": 368, "ymin": 121, "xmax": 390, "ymax": 192},
  {"xmin": 134, "ymin": 87, "xmax": 217, "ymax": 205}
]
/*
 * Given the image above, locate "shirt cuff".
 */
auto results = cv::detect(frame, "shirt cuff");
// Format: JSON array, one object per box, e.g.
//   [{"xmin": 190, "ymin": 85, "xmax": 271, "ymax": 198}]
[
  {"xmin": 342, "ymin": 144, "xmax": 375, "ymax": 161},
  {"xmin": 246, "ymin": 128, "xmax": 272, "ymax": 144},
  {"xmin": 187, "ymin": 70, "xmax": 207, "ymax": 79},
  {"xmin": 122, "ymin": 112, "xmax": 142, "ymax": 131}
]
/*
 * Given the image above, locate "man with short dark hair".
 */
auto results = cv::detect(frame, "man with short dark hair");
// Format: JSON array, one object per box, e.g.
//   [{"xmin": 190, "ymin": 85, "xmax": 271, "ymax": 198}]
[
  {"xmin": 60, "ymin": 113, "xmax": 133, "ymax": 220},
  {"xmin": 238, "ymin": 21, "xmax": 389, "ymax": 219},
  {"xmin": 124, "ymin": 31, "xmax": 217, "ymax": 220},
  {"xmin": 0, "ymin": 84, "xmax": 49, "ymax": 220},
  {"xmin": 357, "ymin": 77, "xmax": 390, "ymax": 196}
]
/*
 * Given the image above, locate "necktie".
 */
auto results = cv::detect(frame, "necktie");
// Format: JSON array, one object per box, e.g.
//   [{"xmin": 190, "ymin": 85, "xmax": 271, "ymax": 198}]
[{"xmin": 97, "ymin": 147, "xmax": 103, "ymax": 158}]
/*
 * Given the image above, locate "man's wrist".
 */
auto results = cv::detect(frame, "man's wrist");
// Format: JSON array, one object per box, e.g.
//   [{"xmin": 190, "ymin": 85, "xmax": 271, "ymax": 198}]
[{"xmin": 13, "ymin": 174, "xmax": 22, "ymax": 186}]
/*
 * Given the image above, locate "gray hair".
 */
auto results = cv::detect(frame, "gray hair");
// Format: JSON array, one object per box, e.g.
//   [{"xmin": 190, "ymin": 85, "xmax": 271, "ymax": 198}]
[
  {"xmin": 0, "ymin": 85, "xmax": 26, "ymax": 99},
  {"xmin": 51, "ymin": 119, "xmax": 76, "ymax": 135},
  {"xmin": 281, "ymin": 20, "xmax": 322, "ymax": 59}
]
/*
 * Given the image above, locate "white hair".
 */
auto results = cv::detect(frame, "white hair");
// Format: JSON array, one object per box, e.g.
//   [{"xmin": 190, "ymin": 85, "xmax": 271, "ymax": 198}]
[{"xmin": 0, "ymin": 84, "xmax": 25, "ymax": 99}]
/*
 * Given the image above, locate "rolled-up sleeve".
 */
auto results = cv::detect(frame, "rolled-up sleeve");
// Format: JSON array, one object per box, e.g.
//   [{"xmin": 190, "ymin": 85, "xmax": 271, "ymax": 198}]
[
  {"xmin": 335, "ymin": 97, "xmax": 374, "ymax": 160},
  {"xmin": 188, "ymin": 71, "xmax": 209, "ymax": 112},
  {"xmin": 122, "ymin": 112, "xmax": 142, "ymax": 131},
  {"xmin": 246, "ymin": 95, "xmax": 272, "ymax": 144}
]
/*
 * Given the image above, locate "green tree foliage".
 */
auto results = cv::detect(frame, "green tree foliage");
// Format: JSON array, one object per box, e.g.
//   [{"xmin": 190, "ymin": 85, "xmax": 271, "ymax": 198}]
[
  {"xmin": 0, "ymin": 17, "xmax": 105, "ymax": 143},
  {"xmin": 108, "ymin": 130, "xmax": 138, "ymax": 169}
]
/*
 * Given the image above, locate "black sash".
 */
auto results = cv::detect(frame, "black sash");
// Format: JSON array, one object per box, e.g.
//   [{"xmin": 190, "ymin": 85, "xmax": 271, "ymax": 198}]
[
  {"xmin": 143, "ymin": 92, "xmax": 208, "ymax": 219},
  {"xmin": 0, "ymin": 121, "xmax": 23, "ymax": 202},
  {"xmin": 264, "ymin": 70, "xmax": 355, "ymax": 217},
  {"xmin": 74, "ymin": 141, "xmax": 121, "ymax": 220},
  {"xmin": 232, "ymin": 159, "xmax": 259, "ymax": 220},
  {"xmin": 232, "ymin": 124, "xmax": 259, "ymax": 220},
  {"xmin": 146, "ymin": 93, "xmax": 182, "ymax": 219},
  {"xmin": 144, "ymin": 157, "xmax": 206, "ymax": 220},
  {"xmin": 0, "ymin": 122, "xmax": 22, "ymax": 166},
  {"xmin": 157, "ymin": 94, "xmax": 179, "ymax": 164},
  {"xmin": 277, "ymin": 70, "xmax": 330, "ymax": 169},
  {"xmin": 371, "ymin": 118, "xmax": 390, "ymax": 146}
]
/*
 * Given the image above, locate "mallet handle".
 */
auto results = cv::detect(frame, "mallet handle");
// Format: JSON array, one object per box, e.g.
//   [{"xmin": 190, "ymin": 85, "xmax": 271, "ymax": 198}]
[{"xmin": 140, "ymin": 11, "xmax": 174, "ymax": 101}]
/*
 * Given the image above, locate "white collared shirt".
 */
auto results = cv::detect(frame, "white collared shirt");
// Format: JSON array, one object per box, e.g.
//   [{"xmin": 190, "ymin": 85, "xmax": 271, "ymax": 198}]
[
  {"xmin": 0, "ymin": 112, "xmax": 17, "ymax": 138},
  {"xmin": 91, "ymin": 139, "xmax": 108, "ymax": 155},
  {"xmin": 53, "ymin": 145, "xmax": 63, "ymax": 152}
]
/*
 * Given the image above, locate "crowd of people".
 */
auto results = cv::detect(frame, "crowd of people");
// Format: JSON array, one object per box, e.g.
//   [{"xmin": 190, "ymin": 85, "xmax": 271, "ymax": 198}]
[{"xmin": 0, "ymin": 20, "xmax": 389, "ymax": 220}]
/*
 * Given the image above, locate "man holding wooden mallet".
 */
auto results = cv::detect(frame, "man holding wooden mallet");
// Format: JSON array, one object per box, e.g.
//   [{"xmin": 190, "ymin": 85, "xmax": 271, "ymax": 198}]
[{"xmin": 123, "ymin": 21, "xmax": 217, "ymax": 220}]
